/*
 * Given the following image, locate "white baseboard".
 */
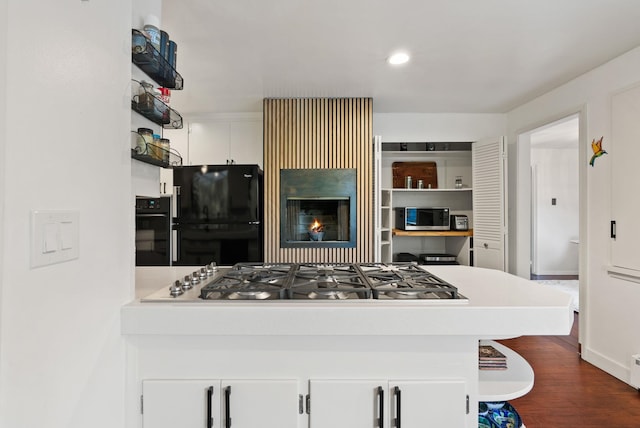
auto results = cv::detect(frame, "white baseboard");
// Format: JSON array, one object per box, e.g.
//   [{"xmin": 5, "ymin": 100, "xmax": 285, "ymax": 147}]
[
  {"xmin": 582, "ymin": 346, "xmax": 631, "ymax": 387},
  {"xmin": 532, "ymin": 270, "xmax": 579, "ymax": 276}
]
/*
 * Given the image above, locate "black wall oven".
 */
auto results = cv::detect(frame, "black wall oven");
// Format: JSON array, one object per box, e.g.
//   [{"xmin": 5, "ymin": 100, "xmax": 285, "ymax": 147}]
[{"xmin": 135, "ymin": 197, "xmax": 171, "ymax": 266}]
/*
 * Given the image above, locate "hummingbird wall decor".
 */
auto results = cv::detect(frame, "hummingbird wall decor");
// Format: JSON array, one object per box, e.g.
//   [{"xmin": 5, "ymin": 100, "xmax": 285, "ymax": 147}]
[{"xmin": 589, "ymin": 136, "xmax": 607, "ymax": 167}]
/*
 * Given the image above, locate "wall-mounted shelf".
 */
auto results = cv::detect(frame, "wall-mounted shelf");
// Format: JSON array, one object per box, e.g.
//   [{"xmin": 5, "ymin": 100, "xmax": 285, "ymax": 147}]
[
  {"xmin": 131, "ymin": 148, "xmax": 182, "ymax": 169},
  {"xmin": 131, "ymin": 132, "xmax": 182, "ymax": 168},
  {"xmin": 382, "ymin": 142, "xmax": 472, "ymax": 152},
  {"xmin": 393, "ymin": 228, "xmax": 474, "ymax": 237},
  {"xmin": 131, "ymin": 29, "xmax": 183, "ymax": 90},
  {"xmin": 131, "ymin": 80, "xmax": 183, "ymax": 129}
]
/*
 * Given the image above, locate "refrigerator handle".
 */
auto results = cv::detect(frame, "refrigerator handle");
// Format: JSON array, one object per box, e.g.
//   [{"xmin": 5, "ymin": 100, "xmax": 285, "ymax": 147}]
[
  {"xmin": 172, "ymin": 229, "xmax": 178, "ymax": 263},
  {"xmin": 172, "ymin": 186, "xmax": 180, "ymax": 218}
]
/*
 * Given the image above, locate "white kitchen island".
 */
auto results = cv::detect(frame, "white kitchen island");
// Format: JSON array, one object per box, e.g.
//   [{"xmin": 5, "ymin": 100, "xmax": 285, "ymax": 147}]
[{"xmin": 122, "ymin": 265, "xmax": 572, "ymax": 428}]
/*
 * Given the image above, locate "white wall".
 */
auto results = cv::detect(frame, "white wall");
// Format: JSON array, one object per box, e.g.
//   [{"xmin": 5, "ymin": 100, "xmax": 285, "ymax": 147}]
[
  {"xmin": 0, "ymin": 2, "xmax": 132, "ymax": 428},
  {"xmin": 531, "ymin": 146, "xmax": 579, "ymax": 275},
  {"xmin": 507, "ymin": 46, "xmax": 640, "ymax": 385},
  {"xmin": 0, "ymin": 0, "xmax": 8, "ymax": 405}
]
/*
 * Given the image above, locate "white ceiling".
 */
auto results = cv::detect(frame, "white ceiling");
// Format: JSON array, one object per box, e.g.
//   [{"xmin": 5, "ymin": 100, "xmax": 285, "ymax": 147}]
[{"xmin": 161, "ymin": 0, "xmax": 640, "ymax": 116}]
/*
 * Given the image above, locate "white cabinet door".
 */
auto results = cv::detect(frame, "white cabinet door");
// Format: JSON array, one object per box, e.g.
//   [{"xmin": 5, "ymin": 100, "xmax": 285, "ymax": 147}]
[
  {"xmin": 143, "ymin": 379, "xmax": 299, "ymax": 428},
  {"xmin": 143, "ymin": 379, "xmax": 221, "ymax": 428},
  {"xmin": 309, "ymin": 380, "xmax": 386, "ymax": 428},
  {"xmin": 310, "ymin": 379, "xmax": 467, "ymax": 428},
  {"xmin": 228, "ymin": 120, "xmax": 263, "ymax": 166},
  {"xmin": 189, "ymin": 120, "xmax": 263, "ymax": 167},
  {"xmin": 221, "ymin": 380, "xmax": 300, "ymax": 428},
  {"xmin": 189, "ymin": 121, "xmax": 229, "ymax": 165},
  {"xmin": 611, "ymin": 85, "xmax": 640, "ymax": 273},
  {"xmin": 159, "ymin": 168, "xmax": 173, "ymax": 195},
  {"xmin": 390, "ymin": 380, "xmax": 467, "ymax": 427},
  {"xmin": 472, "ymin": 138, "xmax": 508, "ymax": 271}
]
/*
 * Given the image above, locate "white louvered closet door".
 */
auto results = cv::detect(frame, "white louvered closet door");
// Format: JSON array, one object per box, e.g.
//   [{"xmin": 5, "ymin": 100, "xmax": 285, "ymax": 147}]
[{"xmin": 472, "ymin": 138, "xmax": 508, "ymax": 271}]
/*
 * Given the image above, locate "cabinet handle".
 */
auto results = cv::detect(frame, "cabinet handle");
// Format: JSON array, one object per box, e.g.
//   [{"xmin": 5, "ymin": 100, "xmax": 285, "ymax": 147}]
[
  {"xmin": 611, "ymin": 220, "xmax": 616, "ymax": 239},
  {"xmin": 377, "ymin": 386, "xmax": 384, "ymax": 428},
  {"xmin": 393, "ymin": 386, "xmax": 401, "ymax": 428},
  {"xmin": 483, "ymin": 242, "xmax": 489, "ymax": 249},
  {"xmin": 207, "ymin": 386, "xmax": 214, "ymax": 428},
  {"xmin": 224, "ymin": 386, "xmax": 231, "ymax": 428},
  {"xmin": 163, "ymin": 182, "xmax": 167, "ymax": 194}
]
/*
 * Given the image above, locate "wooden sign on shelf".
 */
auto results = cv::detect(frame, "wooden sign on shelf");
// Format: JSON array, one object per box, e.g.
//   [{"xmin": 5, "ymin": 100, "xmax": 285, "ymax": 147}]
[{"xmin": 392, "ymin": 161, "xmax": 438, "ymax": 189}]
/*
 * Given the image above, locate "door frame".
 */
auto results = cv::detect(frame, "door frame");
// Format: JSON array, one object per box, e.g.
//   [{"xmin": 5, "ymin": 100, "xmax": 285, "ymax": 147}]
[{"xmin": 514, "ymin": 107, "xmax": 587, "ymax": 346}]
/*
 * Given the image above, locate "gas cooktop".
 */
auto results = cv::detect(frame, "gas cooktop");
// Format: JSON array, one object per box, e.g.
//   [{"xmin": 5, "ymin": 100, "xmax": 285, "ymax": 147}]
[{"xmin": 141, "ymin": 262, "xmax": 467, "ymax": 303}]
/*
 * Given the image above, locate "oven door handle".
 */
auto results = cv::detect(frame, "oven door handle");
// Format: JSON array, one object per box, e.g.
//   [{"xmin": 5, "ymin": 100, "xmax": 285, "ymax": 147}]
[{"xmin": 136, "ymin": 213, "xmax": 168, "ymax": 218}]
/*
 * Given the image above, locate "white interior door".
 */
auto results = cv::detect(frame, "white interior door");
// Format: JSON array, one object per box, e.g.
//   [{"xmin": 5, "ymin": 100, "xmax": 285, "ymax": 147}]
[
  {"xmin": 611, "ymin": 85, "xmax": 640, "ymax": 273},
  {"xmin": 373, "ymin": 135, "xmax": 382, "ymax": 262},
  {"xmin": 472, "ymin": 138, "xmax": 508, "ymax": 271}
]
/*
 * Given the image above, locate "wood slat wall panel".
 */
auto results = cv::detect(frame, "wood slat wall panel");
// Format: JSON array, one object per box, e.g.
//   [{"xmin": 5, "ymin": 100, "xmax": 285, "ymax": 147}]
[{"xmin": 263, "ymin": 98, "xmax": 373, "ymax": 263}]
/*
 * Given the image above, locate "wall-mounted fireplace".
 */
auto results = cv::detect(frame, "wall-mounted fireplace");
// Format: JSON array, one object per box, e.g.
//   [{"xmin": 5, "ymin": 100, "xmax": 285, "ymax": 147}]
[{"xmin": 280, "ymin": 169, "xmax": 357, "ymax": 248}]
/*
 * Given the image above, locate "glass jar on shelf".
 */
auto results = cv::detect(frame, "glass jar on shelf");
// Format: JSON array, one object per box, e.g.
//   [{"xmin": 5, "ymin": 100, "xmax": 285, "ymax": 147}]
[
  {"xmin": 136, "ymin": 127, "xmax": 153, "ymax": 154},
  {"xmin": 137, "ymin": 80, "xmax": 155, "ymax": 112},
  {"xmin": 160, "ymin": 138, "xmax": 171, "ymax": 163}
]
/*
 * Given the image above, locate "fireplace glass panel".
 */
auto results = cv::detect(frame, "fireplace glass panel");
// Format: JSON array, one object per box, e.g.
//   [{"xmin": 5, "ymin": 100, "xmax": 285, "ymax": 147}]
[
  {"xmin": 286, "ymin": 198, "xmax": 350, "ymax": 242},
  {"xmin": 280, "ymin": 168, "xmax": 357, "ymax": 248}
]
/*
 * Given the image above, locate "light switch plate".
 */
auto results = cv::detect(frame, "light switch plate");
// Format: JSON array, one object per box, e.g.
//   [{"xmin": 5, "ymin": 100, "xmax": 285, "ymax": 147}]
[{"xmin": 30, "ymin": 210, "xmax": 80, "ymax": 268}]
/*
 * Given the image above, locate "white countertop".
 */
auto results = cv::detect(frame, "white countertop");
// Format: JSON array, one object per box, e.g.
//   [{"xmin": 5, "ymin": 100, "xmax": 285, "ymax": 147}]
[{"xmin": 123, "ymin": 265, "xmax": 573, "ymax": 338}]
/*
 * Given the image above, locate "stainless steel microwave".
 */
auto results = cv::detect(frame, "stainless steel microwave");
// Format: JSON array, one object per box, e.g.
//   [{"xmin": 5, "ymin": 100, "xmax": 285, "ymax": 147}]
[{"xmin": 395, "ymin": 207, "xmax": 450, "ymax": 231}]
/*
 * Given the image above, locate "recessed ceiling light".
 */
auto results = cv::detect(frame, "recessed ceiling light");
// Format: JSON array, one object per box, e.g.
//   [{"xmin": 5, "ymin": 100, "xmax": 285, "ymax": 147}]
[{"xmin": 388, "ymin": 52, "xmax": 410, "ymax": 65}]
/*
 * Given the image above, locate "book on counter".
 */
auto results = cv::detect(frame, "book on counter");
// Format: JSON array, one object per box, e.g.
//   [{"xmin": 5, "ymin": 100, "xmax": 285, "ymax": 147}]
[{"xmin": 479, "ymin": 344, "xmax": 507, "ymax": 370}]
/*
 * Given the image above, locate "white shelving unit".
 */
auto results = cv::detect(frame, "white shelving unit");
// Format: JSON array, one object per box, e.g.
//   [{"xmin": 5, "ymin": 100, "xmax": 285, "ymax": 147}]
[
  {"xmin": 478, "ymin": 340, "xmax": 534, "ymax": 402},
  {"xmin": 379, "ymin": 189, "xmax": 393, "ymax": 263},
  {"xmin": 377, "ymin": 143, "xmax": 474, "ymax": 264}
]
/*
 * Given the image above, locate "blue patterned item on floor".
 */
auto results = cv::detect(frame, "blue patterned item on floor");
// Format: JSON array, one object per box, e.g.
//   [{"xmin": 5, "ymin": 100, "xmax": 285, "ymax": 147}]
[{"xmin": 479, "ymin": 401, "xmax": 523, "ymax": 428}]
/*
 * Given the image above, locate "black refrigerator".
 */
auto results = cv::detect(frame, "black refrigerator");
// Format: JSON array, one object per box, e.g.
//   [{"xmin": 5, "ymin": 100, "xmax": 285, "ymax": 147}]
[{"xmin": 172, "ymin": 164, "xmax": 263, "ymax": 266}]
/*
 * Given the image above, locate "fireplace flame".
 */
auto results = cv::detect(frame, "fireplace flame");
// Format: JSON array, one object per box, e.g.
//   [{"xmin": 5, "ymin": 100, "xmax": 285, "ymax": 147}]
[{"xmin": 309, "ymin": 219, "xmax": 324, "ymax": 232}]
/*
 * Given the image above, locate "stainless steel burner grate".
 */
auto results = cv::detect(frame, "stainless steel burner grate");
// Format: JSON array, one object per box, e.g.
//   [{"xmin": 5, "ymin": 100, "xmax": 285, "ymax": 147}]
[
  {"xmin": 199, "ymin": 263, "xmax": 293, "ymax": 300},
  {"xmin": 356, "ymin": 263, "xmax": 463, "ymax": 300},
  {"xmin": 288, "ymin": 263, "xmax": 371, "ymax": 300},
  {"xmin": 197, "ymin": 262, "xmax": 464, "ymax": 301}
]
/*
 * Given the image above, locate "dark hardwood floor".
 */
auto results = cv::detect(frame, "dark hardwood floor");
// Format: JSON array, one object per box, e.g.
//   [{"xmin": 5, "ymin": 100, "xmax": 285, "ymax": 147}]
[{"xmin": 499, "ymin": 313, "xmax": 640, "ymax": 427}]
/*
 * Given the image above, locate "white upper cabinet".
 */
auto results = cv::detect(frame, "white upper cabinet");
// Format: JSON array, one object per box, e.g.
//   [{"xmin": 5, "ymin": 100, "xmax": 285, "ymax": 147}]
[
  {"xmin": 472, "ymin": 137, "xmax": 508, "ymax": 271},
  {"xmin": 189, "ymin": 117, "xmax": 263, "ymax": 167}
]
